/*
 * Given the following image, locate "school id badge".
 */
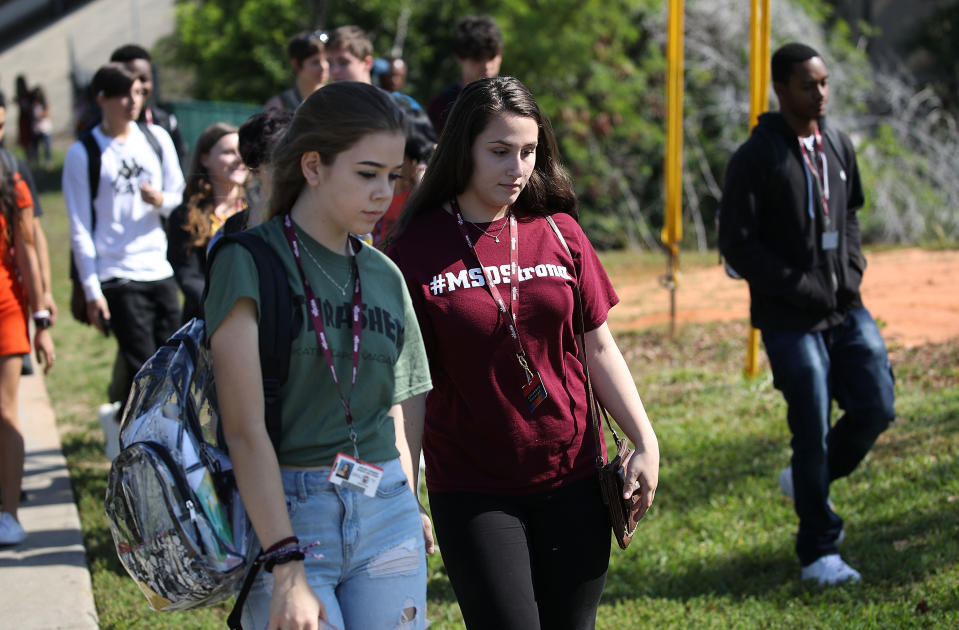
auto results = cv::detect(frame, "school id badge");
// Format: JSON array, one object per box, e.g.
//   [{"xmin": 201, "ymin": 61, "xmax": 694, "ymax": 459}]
[
  {"xmin": 522, "ymin": 369, "xmax": 548, "ymax": 412},
  {"xmin": 329, "ymin": 452, "xmax": 383, "ymax": 497}
]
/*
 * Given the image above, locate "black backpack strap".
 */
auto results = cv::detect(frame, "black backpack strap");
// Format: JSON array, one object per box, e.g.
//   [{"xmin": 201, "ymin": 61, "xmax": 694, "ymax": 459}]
[
  {"xmin": 205, "ymin": 231, "xmax": 292, "ymax": 451},
  {"xmin": 79, "ymin": 130, "xmax": 101, "ymax": 231},
  {"xmin": 136, "ymin": 121, "xmax": 164, "ymax": 167},
  {"xmin": 206, "ymin": 231, "xmax": 292, "ymax": 630}
]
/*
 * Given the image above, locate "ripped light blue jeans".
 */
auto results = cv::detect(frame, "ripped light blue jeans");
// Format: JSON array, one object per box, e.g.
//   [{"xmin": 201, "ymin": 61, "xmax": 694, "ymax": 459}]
[{"xmin": 241, "ymin": 458, "xmax": 427, "ymax": 630}]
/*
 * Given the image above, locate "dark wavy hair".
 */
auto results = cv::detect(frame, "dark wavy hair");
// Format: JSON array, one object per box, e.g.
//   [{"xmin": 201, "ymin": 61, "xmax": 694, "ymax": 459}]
[
  {"xmin": 181, "ymin": 122, "xmax": 240, "ymax": 250},
  {"xmin": 267, "ymin": 82, "xmax": 406, "ymax": 220},
  {"xmin": 238, "ymin": 109, "xmax": 294, "ymax": 170},
  {"xmin": 395, "ymin": 76, "xmax": 576, "ymax": 237}
]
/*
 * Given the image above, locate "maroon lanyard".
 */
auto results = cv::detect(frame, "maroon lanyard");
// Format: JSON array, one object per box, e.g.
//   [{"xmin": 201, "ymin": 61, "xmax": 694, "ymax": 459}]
[
  {"xmin": 450, "ymin": 199, "xmax": 536, "ymax": 378},
  {"xmin": 798, "ymin": 131, "xmax": 829, "ymax": 217},
  {"xmin": 281, "ymin": 214, "xmax": 363, "ymax": 456}
]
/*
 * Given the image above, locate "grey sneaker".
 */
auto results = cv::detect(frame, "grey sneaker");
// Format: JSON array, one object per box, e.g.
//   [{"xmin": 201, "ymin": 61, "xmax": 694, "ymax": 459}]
[
  {"xmin": 801, "ymin": 554, "xmax": 861, "ymax": 585},
  {"xmin": 0, "ymin": 511, "xmax": 25, "ymax": 546}
]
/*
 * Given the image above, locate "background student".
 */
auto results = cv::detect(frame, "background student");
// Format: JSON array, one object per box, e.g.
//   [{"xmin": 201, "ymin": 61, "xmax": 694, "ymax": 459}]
[
  {"xmin": 166, "ymin": 122, "xmax": 247, "ymax": 322},
  {"xmin": 63, "ymin": 64, "xmax": 184, "ymax": 452},
  {"xmin": 264, "ymin": 30, "xmax": 329, "ymax": 112},
  {"xmin": 0, "ymin": 155, "xmax": 55, "ymax": 546}
]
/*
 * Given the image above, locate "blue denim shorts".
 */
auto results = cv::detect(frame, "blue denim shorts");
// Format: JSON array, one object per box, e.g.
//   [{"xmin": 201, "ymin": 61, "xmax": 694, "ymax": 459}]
[{"xmin": 241, "ymin": 458, "xmax": 427, "ymax": 629}]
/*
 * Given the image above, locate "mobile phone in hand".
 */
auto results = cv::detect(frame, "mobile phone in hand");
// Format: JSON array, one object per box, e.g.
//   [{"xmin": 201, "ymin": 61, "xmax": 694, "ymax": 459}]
[{"xmin": 98, "ymin": 310, "xmax": 112, "ymax": 337}]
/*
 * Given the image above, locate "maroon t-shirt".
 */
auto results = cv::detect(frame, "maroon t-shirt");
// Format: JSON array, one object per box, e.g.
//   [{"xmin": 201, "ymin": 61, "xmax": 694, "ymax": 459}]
[{"xmin": 387, "ymin": 207, "xmax": 619, "ymax": 494}]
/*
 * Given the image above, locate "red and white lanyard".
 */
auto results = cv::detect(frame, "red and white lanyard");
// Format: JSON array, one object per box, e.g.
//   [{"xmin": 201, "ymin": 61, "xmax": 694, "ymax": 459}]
[
  {"xmin": 450, "ymin": 199, "xmax": 535, "ymax": 378},
  {"xmin": 798, "ymin": 130, "xmax": 829, "ymax": 217},
  {"xmin": 281, "ymin": 214, "xmax": 363, "ymax": 457}
]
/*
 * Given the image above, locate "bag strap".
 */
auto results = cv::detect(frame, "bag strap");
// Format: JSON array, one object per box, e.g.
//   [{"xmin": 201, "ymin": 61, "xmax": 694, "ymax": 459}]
[
  {"xmin": 80, "ymin": 130, "xmax": 100, "ymax": 232},
  {"xmin": 206, "ymin": 231, "xmax": 293, "ymax": 630},
  {"xmin": 544, "ymin": 215, "xmax": 621, "ymax": 469},
  {"xmin": 205, "ymin": 230, "xmax": 292, "ymax": 451},
  {"xmin": 136, "ymin": 121, "xmax": 164, "ymax": 168}
]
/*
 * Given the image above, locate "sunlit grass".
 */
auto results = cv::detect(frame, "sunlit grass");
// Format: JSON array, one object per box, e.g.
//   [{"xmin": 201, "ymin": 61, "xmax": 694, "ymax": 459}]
[{"xmin": 38, "ymin": 187, "xmax": 959, "ymax": 629}]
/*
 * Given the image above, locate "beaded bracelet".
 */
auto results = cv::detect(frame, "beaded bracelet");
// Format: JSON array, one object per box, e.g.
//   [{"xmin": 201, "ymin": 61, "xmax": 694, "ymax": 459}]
[
  {"xmin": 257, "ymin": 539, "xmax": 323, "ymax": 573},
  {"xmin": 263, "ymin": 535, "xmax": 299, "ymax": 555}
]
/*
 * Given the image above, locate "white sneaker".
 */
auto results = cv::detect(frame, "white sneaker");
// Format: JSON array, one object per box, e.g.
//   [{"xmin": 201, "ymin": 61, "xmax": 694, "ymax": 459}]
[
  {"xmin": 801, "ymin": 554, "xmax": 861, "ymax": 585},
  {"xmin": 98, "ymin": 401, "xmax": 122, "ymax": 461},
  {"xmin": 0, "ymin": 511, "xmax": 26, "ymax": 546}
]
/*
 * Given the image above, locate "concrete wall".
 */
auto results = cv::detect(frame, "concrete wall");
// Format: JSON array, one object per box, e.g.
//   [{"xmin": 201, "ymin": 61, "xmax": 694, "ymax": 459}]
[{"xmin": 0, "ymin": 0, "xmax": 175, "ymax": 140}]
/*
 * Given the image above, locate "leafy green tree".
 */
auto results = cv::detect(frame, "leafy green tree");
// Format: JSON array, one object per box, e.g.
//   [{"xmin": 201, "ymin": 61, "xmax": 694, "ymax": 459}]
[{"xmin": 167, "ymin": 0, "xmax": 959, "ymax": 248}]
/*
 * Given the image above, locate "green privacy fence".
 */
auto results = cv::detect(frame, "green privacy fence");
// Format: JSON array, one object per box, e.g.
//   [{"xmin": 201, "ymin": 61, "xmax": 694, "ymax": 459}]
[{"xmin": 165, "ymin": 99, "xmax": 262, "ymax": 159}]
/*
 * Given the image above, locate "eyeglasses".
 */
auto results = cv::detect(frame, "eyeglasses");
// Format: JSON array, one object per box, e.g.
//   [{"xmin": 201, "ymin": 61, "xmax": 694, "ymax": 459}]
[{"xmin": 300, "ymin": 30, "xmax": 329, "ymax": 45}]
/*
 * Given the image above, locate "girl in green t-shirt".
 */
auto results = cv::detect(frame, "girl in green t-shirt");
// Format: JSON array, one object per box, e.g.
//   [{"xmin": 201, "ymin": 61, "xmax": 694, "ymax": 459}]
[{"xmin": 207, "ymin": 82, "xmax": 432, "ymax": 630}]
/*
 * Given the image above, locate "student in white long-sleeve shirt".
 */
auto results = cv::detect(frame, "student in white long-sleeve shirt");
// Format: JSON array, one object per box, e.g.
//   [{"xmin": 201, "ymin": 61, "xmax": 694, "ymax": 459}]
[{"xmin": 63, "ymin": 63, "xmax": 184, "ymax": 414}]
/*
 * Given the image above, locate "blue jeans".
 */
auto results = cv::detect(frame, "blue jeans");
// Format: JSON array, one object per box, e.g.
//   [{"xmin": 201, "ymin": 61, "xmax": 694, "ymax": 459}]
[
  {"xmin": 241, "ymin": 458, "xmax": 427, "ymax": 630},
  {"xmin": 762, "ymin": 308, "xmax": 895, "ymax": 566}
]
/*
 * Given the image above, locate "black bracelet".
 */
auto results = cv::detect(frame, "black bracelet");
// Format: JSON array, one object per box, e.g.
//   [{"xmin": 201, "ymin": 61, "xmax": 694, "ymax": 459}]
[{"xmin": 264, "ymin": 549, "xmax": 305, "ymax": 573}]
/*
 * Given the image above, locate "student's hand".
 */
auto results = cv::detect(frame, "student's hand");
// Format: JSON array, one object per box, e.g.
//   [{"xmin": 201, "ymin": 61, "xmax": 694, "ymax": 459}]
[
  {"xmin": 418, "ymin": 502, "xmax": 435, "ymax": 555},
  {"xmin": 622, "ymin": 447, "xmax": 659, "ymax": 522},
  {"xmin": 267, "ymin": 562, "xmax": 327, "ymax": 630},
  {"xmin": 139, "ymin": 182, "xmax": 163, "ymax": 207},
  {"xmin": 87, "ymin": 298, "xmax": 110, "ymax": 334},
  {"xmin": 33, "ymin": 328, "xmax": 54, "ymax": 374}
]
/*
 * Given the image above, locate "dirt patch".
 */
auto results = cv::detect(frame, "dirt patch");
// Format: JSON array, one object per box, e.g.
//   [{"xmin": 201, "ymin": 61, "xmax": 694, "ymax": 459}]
[{"xmin": 608, "ymin": 248, "xmax": 959, "ymax": 349}]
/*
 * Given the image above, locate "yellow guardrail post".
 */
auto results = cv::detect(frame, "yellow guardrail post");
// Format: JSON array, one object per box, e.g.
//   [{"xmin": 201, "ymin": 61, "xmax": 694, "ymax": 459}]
[
  {"xmin": 662, "ymin": 0, "xmax": 684, "ymax": 338},
  {"xmin": 744, "ymin": 0, "xmax": 770, "ymax": 376}
]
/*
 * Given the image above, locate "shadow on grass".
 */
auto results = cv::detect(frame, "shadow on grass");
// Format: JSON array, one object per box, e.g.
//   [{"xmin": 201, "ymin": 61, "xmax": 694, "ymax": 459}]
[{"xmin": 604, "ymin": 499, "xmax": 959, "ymax": 603}]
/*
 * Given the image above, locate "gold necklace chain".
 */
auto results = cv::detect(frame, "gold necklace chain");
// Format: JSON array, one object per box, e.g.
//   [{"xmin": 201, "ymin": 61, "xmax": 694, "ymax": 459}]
[
  {"xmin": 298, "ymin": 236, "xmax": 352, "ymax": 298},
  {"xmin": 464, "ymin": 213, "xmax": 510, "ymax": 243}
]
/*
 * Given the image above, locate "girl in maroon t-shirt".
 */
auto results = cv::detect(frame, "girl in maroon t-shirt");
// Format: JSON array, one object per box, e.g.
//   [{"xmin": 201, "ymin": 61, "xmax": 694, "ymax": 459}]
[{"xmin": 388, "ymin": 76, "xmax": 660, "ymax": 629}]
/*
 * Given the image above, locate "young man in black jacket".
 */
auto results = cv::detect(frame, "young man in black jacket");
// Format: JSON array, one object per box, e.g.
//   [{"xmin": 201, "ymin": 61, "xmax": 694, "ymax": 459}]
[{"xmin": 719, "ymin": 43, "xmax": 895, "ymax": 586}]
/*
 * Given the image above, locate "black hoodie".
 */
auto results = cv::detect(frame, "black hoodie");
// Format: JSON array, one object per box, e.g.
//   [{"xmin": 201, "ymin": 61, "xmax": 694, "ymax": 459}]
[{"xmin": 719, "ymin": 112, "xmax": 866, "ymax": 332}]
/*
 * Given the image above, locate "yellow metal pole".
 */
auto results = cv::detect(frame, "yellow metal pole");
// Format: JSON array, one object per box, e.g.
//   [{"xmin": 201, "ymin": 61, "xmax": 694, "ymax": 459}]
[
  {"xmin": 745, "ymin": 0, "xmax": 771, "ymax": 376},
  {"xmin": 663, "ymin": 0, "xmax": 684, "ymax": 337}
]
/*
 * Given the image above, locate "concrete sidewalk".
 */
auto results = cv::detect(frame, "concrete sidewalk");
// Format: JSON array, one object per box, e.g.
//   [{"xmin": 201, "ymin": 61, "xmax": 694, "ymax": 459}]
[{"xmin": 0, "ymin": 371, "xmax": 99, "ymax": 629}]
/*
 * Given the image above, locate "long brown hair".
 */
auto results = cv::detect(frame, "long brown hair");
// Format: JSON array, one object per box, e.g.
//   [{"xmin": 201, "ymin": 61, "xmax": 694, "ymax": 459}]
[
  {"xmin": 0, "ymin": 164, "xmax": 32, "ymax": 252},
  {"xmin": 267, "ymin": 81, "xmax": 406, "ymax": 220},
  {"xmin": 394, "ymin": 76, "xmax": 576, "ymax": 238},
  {"xmin": 0, "ymin": 163, "xmax": 16, "ymax": 246},
  {"xmin": 181, "ymin": 122, "xmax": 240, "ymax": 250}
]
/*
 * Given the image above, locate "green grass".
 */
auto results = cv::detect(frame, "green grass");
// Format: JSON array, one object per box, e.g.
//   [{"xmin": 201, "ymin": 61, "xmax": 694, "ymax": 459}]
[{"xmin": 35, "ymin": 183, "xmax": 959, "ymax": 629}]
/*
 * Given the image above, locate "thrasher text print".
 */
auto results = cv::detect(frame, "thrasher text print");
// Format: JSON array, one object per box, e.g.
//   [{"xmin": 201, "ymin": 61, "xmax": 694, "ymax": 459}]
[{"xmin": 429, "ymin": 263, "xmax": 571, "ymax": 296}]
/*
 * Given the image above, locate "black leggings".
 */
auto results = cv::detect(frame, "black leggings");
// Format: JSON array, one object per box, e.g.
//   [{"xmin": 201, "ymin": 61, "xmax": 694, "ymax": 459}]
[{"xmin": 429, "ymin": 474, "xmax": 611, "ymax": 630}]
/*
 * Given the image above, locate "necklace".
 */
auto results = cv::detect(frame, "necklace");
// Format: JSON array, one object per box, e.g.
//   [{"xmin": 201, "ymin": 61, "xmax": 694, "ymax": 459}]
[
  {"xmin": 298, "ymin": 236, "xmax": 353, "ymax": 298},
  {"xmin": 464, "ymin": 212, "xmax": 510, "ymax": 243}
]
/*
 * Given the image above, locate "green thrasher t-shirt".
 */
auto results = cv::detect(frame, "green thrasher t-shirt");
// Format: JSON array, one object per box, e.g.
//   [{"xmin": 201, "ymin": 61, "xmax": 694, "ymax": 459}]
[{"xmin": 204, "ymin": 216, "xmax": 432, "ymax": 467}]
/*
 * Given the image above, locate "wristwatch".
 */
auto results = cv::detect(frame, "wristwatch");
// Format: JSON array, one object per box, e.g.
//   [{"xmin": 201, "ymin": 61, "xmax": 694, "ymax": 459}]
[{"xmin": 32, "ymin": 310, "xmax": 52, "ymax": 330}]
